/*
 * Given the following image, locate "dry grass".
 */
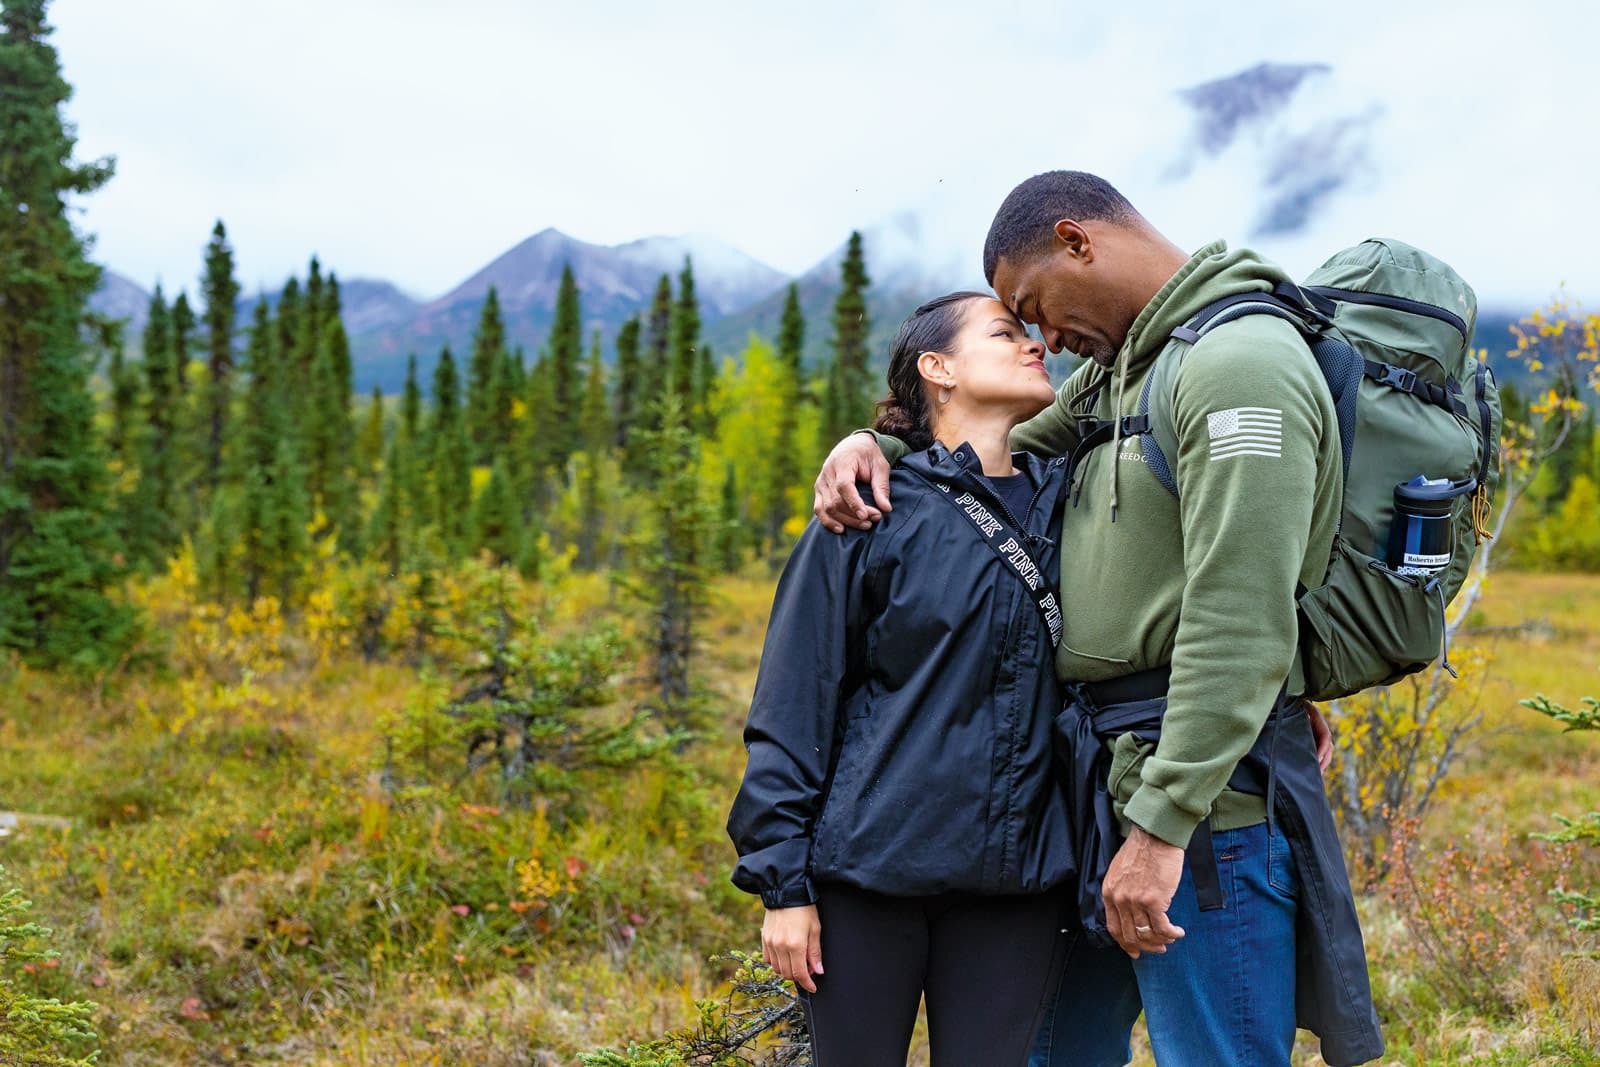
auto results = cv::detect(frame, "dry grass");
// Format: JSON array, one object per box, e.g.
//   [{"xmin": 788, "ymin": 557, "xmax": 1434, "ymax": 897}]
[{"xmin": 0, "ymin": 569, "xmax": 1597, "ymax": 1064}]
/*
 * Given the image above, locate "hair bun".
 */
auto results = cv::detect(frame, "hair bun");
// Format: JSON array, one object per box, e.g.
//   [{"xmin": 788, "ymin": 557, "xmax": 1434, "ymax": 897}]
[{"xmin": 874, "ymin": 395, "xmax": 932, "ymax": 451}]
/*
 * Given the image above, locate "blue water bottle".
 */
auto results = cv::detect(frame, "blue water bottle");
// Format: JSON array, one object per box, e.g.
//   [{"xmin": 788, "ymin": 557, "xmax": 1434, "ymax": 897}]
[{"xmin": 1386, "ymin": 476, "xmax": 1476, "ymax": 579}]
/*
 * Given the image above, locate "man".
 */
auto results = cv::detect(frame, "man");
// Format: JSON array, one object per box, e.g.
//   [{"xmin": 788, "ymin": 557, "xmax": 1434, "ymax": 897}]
[{"xmin": 811, "ymin": 171, "xmax": 1382, "ymax": 1066}]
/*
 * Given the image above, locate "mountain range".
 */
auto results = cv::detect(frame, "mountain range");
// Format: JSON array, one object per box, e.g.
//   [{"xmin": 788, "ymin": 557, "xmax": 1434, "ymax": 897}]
[
  {"xmin": 91, "ymin": 218, "xmax": 1529, "ymax": 398},
  {"xmin": 91, "ymin": 221, "xmax": 954, "ymax": 394},
  {"xmin": 88, "ymin": 61, "xmax": 1534, "ymax": 394}
]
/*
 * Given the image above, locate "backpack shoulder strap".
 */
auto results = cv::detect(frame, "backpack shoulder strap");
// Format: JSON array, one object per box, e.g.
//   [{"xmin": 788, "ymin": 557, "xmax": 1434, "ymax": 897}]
[{"xmin": 1140, "ymin": 284, "xmax": 1362, "ymax": 498}]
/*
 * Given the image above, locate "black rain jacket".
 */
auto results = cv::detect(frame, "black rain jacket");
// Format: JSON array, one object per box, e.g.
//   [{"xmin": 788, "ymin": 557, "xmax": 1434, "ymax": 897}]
[{"xmin": 727, "ymin": 443, "xmax": 1073, "ymax": 906}]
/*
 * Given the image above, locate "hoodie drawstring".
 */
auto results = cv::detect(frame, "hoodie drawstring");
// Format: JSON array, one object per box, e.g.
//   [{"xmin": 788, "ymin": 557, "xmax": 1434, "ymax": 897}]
[{"xmin": 1107, "ymin": 352, "xmax": 1130, "ymax": 522}]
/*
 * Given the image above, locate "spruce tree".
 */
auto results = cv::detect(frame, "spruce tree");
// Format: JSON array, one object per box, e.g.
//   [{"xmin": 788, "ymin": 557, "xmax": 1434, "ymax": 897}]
[
  {"xmin": 644, "ymin": 273, "xmax": 673, "ymax": 429},
  {"xmin": 274, "ymin": 277, "xmax": 302, "ymax": 352},
  {"xmin": 366, "ymin": 437, "xmax": 407, "ymax": 575},
  {"xmin": 827, "ymin": 230, "xmax": 872, "ymax": 440},
  {"xmin": 548, "ymin": 264, "xmax": 583, "ymax": 464},
  {"xmin": 137, "ymin": 285, "xmax": 181, "ymax": 553},
  {"xmin": 323, "ymin": 270, "xmax": 343, "ymax": 325},
  {"xmin": 768, "ymin": 282, "xmax": 806, "ymax": 553},
  {"xmin": 488, "ymin": 348, "xmax": 519, "ymax": 480},
  {"xmin": 575, "ymin": 331, "xmax": 610, "ymax": 570},
  {"xmin": 169, "ymin": 289, "xmax": 194, "ymax": 394},
  {"xmin": 626, "ymin": 395, "xmax": 713, "ymax": 725},
  {"xmin": 670, "ymin": 258, "xmax": 700, "ymax": 413},
  {"xmin": 301, "ymin": 256, "xmax": 325, "ymax": 373},
  {"xmin": 107, "ymin": 317, "xmax": 141, "ymax": 466},
  {"xmin": 201, "ymin": 219, "xmax": 239, "ymax": 493},
  {"xmin": 471, "ymin": 456, "xmax": 522, "ymax": 568},
  {"xmin": 359, "ymin": 385, "xmax": 385, "ymax": 475},
  {"xmin": 233, "ymin": 298, "xmax": 309, "ymax": 602},
  {"xmin": 507, "ymin": 345, "xmax": 527, "ymax": 397},
  {"xmin": 428, "ymin": 346, "xmax": 471, "ymax": 555},
  {"xmin": 308, "ymin": 314, "xmax": 358, "ymax": 547},
  {"xmin": 108, "ymin": 320, "xmax": 173, "ymax": 569},
  {"xmin": 580, "ymin": 330, "xmax": 610, "ymax": 454},
  {"xmin": 0, "ymin": 0, "xmax": 135, "ymax": 668},
  {"xmin": 521, "ymin": 351, "xmax": 558, "ymax": 506},
  {"xmin": 401, "ymin": 354, "xmax": 422, "ymax": 444},
  {"xmin": 467, "ymin": 287, "xmax": 507, "ymax": 461},
  {"xmin": 696, "ymin": 341, "xmax": 717, "ymax": 436},
  {"xmin": 613, "ymin": 315, "xmax": 641, "ymax": 451}
]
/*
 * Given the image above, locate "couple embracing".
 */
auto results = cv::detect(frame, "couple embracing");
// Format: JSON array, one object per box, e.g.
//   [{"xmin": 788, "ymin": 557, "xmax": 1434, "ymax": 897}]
[{"xmin": 727, "ymin": 171, "xmax": 1386, "ymax": 1067}]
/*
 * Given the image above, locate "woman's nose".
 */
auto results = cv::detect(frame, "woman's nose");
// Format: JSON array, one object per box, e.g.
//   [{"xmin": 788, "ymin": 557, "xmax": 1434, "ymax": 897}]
[{"xmin": 1023, "ymin": 337, "xmax": 1046, "ymax": 358}]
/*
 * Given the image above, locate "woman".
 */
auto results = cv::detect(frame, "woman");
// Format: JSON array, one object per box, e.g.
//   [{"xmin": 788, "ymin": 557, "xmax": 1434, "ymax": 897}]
[{"xmin": 726, "ymin": 292, "xmax": 1076, "ymax": 1065}]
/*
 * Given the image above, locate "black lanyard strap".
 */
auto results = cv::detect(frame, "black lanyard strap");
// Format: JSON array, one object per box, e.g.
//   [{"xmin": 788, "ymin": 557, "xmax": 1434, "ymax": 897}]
[{"xmin": 908, "ymin": 471, "xmax": 1063, "ymax": 649}]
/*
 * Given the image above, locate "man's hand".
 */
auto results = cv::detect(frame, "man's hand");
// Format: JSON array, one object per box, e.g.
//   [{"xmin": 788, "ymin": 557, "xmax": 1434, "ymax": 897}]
[
  {"xmin": 1306, "ymin": 701, "xmax": 1334, "ymax": 775},
  {"xmin": 1101, "ymin": 824, "xmax": 1187, "ymax": 959},
  {"xmin": 762, "ymin": 905, "xmax": 824, "ymax": 993},
  {"xmin": 813, "ymin": 433, "xmax": 892, "ymax": 533}
]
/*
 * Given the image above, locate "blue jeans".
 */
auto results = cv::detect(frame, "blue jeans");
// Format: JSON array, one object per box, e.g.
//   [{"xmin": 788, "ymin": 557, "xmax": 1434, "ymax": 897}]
[
  {"xmin": 1031, "ymin": 821, "xmax": 1301, "ymax": 1067},
  {"xmin": 1030, "ymin": 926, "xmax": 1141, "ymax": 1067}
]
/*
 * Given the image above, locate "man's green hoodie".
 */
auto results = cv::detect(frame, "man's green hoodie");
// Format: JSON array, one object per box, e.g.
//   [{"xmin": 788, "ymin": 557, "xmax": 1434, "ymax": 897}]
[{"xmin": 873, "ymin": 241, "xmax": 1341, "ymax": 848}]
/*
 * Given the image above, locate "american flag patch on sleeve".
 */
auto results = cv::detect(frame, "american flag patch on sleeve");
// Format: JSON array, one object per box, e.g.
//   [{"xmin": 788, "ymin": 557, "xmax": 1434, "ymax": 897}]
[{"xmin": 1206, "ymin": 407, "xmax": 1283, "ymax": 461}]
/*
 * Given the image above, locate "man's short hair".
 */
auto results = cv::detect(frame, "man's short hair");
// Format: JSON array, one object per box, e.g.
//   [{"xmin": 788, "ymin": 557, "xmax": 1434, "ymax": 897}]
[{"xmin": 983, "ymin": 171, "xmax": 1137, "ymax": 285}]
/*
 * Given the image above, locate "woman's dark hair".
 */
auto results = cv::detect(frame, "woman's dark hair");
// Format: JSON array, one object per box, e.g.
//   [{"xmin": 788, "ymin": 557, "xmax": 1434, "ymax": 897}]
[{"xmin": 873, "ymin": 291, "xmax": 990, "ymax": 451}]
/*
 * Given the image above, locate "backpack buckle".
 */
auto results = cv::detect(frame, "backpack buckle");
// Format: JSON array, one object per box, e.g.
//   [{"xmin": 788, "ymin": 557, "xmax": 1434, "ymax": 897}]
[{"xmin": 1378, "ymin": 365, "xmax": 1418, "ymax": 393}]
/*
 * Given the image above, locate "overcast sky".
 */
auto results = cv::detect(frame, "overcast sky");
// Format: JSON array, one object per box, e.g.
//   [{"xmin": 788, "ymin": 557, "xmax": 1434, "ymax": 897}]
[{"xmin": 52, "ymin": 0, "xmax": 1600, "ymax": 308}]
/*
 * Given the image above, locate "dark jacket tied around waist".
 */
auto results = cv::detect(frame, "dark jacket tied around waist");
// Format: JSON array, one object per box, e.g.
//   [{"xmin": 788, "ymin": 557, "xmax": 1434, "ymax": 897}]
[{"xmin": 728, "ymin": 445, "xmax": 1072, "ymax": 907}]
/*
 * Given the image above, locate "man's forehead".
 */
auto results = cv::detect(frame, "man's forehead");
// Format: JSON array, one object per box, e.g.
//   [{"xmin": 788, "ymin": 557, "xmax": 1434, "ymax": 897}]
[{"xmin": 993, "ymin": 258, "xmax": 1031, "ymax": 312}]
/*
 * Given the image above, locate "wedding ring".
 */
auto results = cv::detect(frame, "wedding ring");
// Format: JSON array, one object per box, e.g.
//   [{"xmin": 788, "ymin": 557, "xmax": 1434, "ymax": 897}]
[{"xmin": 1134, "ymin": 925, "xmax": 1152, "ymax": 933}]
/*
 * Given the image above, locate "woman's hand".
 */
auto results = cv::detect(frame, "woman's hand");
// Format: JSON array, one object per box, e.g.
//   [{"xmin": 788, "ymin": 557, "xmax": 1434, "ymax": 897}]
[
  {"xmin": 762, "ymin": 905, "xmax": 824, "ymax": 993},
  {"xmin": 813, "ymin": 433, "xmax": 892, "ymax": 533}
]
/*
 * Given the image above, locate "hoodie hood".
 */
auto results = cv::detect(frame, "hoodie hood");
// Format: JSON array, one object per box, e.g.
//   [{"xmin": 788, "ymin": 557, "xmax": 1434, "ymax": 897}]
[
  {"xmin": 1064, "ymin": 240, "xmax": 1299, "ymax": 521},
  {"xmin": 1123, "ymin": 240, "xmax": 1294, "ymax": 376},
  {"xmin": 1062, "ymin": 240, "xmax": 1296, "ymax": 410}
]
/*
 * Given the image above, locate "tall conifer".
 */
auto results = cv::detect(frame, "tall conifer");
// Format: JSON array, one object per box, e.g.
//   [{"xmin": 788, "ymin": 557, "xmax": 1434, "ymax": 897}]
[
  {"xmin": 575, "ymin": 331, "xmax": 610, "ymax": 570},
  {"xmin": 428, "ymin": 347, "xmax": 471, "ymax": 554},
  {"xmin": 466, "ymin": 287, "xmax": 507, "ymax": 461},
  {"xmin": 201, "ymin": 219, "xmax": 239, "ymax": 493},
  {"xmin": 613, "ymin": 315, "xmax": 641, "ymax": 452},
  {"xmin": 297, "ymin": 257, "xmax": 324, "ymax": 405},
  {"xmin": 233, "ymin": 298, "xmax": 309, "ymax": 601},
  {"xmin": 402, "ymin": 354, "xmax": 422, "ymax": 444},
  {"xmin": 135, "ymin": 284, "xmax": 172, "ymax": 478},
  {"xmin": 827, "ymin": 231, "xmax": 872, "ymax": 440},
  {"xmin": 0, "ymin": 0, "xmax": 134, "ymax": 666},
  {"xmin": 521, "ymin": 352, "xmax": 558, "ymax": 504},
  {"xmin": 367, "ymin": 437, "xmax": 407, "ymax": 574},
  {"xmin": 768, "ymin": 282, "xmax": 806, "ymax": 552},
  {"xmin": 644, "ymin": 274, "xmax": 673, "ymax": 429},
  {"xmin": 170, "ymin": 290, "xmax": 194, "ymax": 395},
  {"xmin": 548, "ymin": 264, "xmax": 583, "ymax": 464},
  {"xmin": 471, "ymin": 456, "xmax": 521, "ymax": 568},
  {"xmin": 359, "ymin": 385, "xmax": 385, "ymax": 475},
  {"xmin": 670, "ymin": 258, "xmax": 700, "ymax": 414}
]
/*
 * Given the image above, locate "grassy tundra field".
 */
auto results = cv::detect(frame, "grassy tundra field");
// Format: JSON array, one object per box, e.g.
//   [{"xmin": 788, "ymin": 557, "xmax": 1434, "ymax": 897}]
[{"xmin": 0, "ymin": 566, "xmax": 1597, "ymax": 1066}]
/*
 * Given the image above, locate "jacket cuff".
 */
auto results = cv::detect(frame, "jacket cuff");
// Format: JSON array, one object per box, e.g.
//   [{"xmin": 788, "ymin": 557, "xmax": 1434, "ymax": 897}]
[
  {"xmin": 1123, "ymin": 784, "xmax": 1204, "ymax": 849},
  {"xmin": 760, "ymin": 877, "xmax": 818, "ymax": 909}
]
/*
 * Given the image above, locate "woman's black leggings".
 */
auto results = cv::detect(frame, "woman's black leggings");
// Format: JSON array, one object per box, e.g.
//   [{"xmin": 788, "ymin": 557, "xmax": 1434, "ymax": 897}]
[{"xmin": 800, "ymin": 882, "xmax": 1069, "ymax": 1067}]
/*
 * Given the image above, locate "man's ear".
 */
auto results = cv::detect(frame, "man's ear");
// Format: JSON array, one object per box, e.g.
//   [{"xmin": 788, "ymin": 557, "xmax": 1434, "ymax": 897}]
[{"xmin": 1053, "ymin": 219, "xmax": 1094, "ymax": 263}]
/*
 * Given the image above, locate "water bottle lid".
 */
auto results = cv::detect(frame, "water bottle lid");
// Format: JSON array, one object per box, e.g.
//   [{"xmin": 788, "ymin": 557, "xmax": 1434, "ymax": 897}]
[{"xmin": 1395, "ymin": 475, "xmax": 1477, "ymax": 503}]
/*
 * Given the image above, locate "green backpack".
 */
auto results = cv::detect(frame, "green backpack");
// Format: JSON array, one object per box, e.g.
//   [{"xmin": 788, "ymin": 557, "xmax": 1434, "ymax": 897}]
[{"xmin": 1138, "ymin": 239, "xmax": 1503, "ymax": 701}]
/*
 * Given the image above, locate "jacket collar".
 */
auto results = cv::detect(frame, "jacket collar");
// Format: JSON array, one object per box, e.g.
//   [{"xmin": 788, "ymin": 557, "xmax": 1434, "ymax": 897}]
[{"xmin": 905, "ymin": 440, "xmax": 1052, "ymax": 482}]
